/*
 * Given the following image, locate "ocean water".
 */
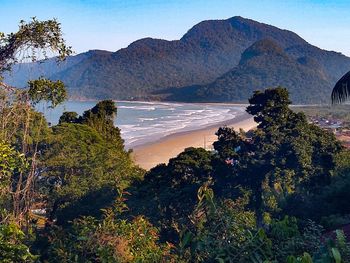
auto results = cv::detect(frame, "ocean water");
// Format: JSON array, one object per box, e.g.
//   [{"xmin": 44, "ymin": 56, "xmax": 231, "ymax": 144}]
[{"xmin": 40, "ymin": 101, "xmax": 246, "ymax": 148}]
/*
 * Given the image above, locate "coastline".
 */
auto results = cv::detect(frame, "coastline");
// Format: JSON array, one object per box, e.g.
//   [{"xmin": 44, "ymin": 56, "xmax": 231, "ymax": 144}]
[{"xmin": 131, "ymin": 112, "xmax": 256, "ymax": 170}]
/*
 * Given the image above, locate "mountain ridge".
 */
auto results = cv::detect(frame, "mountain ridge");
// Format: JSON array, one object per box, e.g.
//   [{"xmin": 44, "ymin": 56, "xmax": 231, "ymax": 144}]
[
  {"xmin": 162, "ymin": 39, "xmax": 331, "ymax": 104},
  {"xmin": 4, "ymin": 16, "xmax": 350, "ymax": 103}
]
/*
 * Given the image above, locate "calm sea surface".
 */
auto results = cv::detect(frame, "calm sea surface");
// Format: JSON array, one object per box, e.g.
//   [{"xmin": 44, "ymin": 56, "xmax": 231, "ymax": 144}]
[{"xmin": 39, "ymin": 101, "xmax": 246, "ymax": 148}]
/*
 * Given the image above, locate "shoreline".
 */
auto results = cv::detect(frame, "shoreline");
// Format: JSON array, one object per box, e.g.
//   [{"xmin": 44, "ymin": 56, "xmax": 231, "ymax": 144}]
[
  {"xmin": 128, "ymin": 111, "xmax": 249, "ymax": 149},
  {"xmin": 131, "ymin": 112, "xmax": 256, "ymax": 170}
]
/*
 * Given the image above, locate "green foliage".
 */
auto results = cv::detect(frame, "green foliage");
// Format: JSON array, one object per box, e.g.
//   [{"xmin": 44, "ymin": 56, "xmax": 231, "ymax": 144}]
[
  {"xmin": 58, "ymin": 111, "xmax": 79, "ymax": 124},
  {"xmin": 0, "ymin": 104, "xmax": 51, "ymax": 221},
  {"xmin": 180, "ymin": 185, "xmax": 268, "ymax": 263},
  {"xmin": 46, "ymin": 206, "xmax": 176, "ymax": 262},
  {"xmin": 127, "ymin": 147, "xmax": 213, "ymax": 240},
  {"xmin": 334, "ymin": 230, "xmax": 350, "ymax": 261},
  {"xmin": 0, "ymin": 141, "xmax": 27, "ymax": 190},
  {"xmin": 33, "ymin": 101, "xmax": 141, "ymax": 224},
  {"xmin": 286, "ymin": 253, "xmax": 313, "ymax": 263},
  {"xmin": 0, "ymin": 17, "xmax": 70, "ymax": 228},
  {"xmin": 79, "ymin": 100, "xmax": 121, "ymax": 143},
  {"xmin": 299, "ymin": 230, "xmax": 350, "ymax": 263},
  {"xmin": 246, "ymin": 87, "xmax": 291, "ymax": 129},
  {"xmin": 28, "ymin": 77, "xmax": 67, "ymax": 107},
  {"xmin": 231, "ymin": 87, "xmax": 341, "ymax": 227},
  {"xmin": 0, "ymin": 92, "xmax": 51, "ymax": 150},
  {"xmin": 0, "ymin": 223, "xmax": 37, "ymax": 262},
  {"xmin": 0, "ymin": 141, "xmax": 29, "ymax": 217},
  {"xmin": 268, "ymin": 218, "xmax": 323, "ymax": 261},
  {"xmin": 284, "ymin": 151, "xmax": 350, "ymax": 226},
  {"xmin": 213, "ymin": 126, "xmax": 243, "ymax": 159},
  {"xmin": 39, "ymin": 121, "xmax": 139, "ymax": 223},
  {"xmin": 0, "ymin": 17, "xmax": 72, "ymax": 74}
]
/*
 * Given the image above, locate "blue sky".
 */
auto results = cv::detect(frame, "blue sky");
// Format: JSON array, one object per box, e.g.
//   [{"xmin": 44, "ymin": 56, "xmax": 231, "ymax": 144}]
[{"xmin": 1, "ymin": 0, "xmax": 350, "ymax": 55}]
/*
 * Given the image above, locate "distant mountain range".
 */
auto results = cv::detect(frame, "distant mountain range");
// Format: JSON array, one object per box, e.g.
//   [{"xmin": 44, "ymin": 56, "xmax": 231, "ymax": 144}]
[{"xmin": 4, "ymin": 16, "xmax": 350, "ymax": 104}]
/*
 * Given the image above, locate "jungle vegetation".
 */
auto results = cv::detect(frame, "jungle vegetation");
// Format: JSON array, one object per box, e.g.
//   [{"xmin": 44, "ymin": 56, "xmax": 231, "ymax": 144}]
[{"xmin": 2, "ymin": 18, "xmax": 350, "ymax": 263}]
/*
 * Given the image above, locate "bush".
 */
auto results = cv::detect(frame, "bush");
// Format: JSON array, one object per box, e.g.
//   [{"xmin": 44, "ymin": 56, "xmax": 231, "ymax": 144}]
[{"xmin": 0, "ymin": 223, "xmax": 37, "ymax": 262}]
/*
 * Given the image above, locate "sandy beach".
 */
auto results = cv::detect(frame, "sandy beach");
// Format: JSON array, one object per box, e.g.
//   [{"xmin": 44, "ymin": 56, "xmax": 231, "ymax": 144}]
[{"xmin": 131, "ymin": 113, "xmax": 256, "ymax": 170}]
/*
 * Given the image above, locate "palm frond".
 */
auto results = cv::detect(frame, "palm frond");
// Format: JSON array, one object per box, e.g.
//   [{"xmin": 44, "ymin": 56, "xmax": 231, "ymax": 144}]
[{"xmin": 332, "ymin": 71, "xmax": 350, "ymax": 104}]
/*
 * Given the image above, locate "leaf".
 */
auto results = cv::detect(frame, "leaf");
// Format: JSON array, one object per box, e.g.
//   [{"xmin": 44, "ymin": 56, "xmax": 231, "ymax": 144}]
[
  {"xmin": 286, "ymin": 256, "xmax": 297, "ymax": 263},
  {"xmin": 181, "ymin": 232, "xmax": 192, "ymax": 248},
  {"xmin": 331, "ymin": 247, "xmax": 341, "ymax": 263},
  {"xmin": 301, "ymin": 252, "xmax": 313, "ymax": 263}
]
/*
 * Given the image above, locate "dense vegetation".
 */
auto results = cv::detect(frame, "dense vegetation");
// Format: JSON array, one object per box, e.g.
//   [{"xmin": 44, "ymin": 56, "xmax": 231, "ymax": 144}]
[
  {"xmin": 3, "ymin": 83, "xmax": 350, "ymax": 262},
  {"xmin": 5, "ymin": 16, "xmax": 350, "ymax": 103},
  {"xmin": 169, "ymin": 39, "xmax": 332, "ymax": 104},
  {"xmin": 3, "ymin": 18, "xmax": 350, "ymax": 263}
]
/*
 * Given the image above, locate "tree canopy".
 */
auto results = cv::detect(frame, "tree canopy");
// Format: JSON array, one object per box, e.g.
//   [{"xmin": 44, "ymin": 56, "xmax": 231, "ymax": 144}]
[{"xmin": 0, "ymin": 17, "xmax": 72, "ymax": 74}]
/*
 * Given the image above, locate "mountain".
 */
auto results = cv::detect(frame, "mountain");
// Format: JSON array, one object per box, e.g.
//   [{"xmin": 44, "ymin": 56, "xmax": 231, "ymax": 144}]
[
  {"xmin": 3, "ymin": 50, "xmax": 110, "ymax": 89},
  {"xmin": 164, "ymin": 39, "xmax": 331, "ymax": 104},
  {"xmin": 4, "ymin": 16, "xmax": 350, "ymax": 103}
]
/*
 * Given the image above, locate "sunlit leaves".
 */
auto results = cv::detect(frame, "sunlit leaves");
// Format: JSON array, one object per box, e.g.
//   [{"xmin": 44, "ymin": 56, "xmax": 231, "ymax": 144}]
[
  {"xmin": 0, "ymin": 141, "xmax": 27, "ymax": 192},
  {"xmin": 0, "ymin": 223, "xmax": 37, "ymax": 262},
  {"xmin": 28, "ymin": 77, "xmax": 67, "ymax": 107}
]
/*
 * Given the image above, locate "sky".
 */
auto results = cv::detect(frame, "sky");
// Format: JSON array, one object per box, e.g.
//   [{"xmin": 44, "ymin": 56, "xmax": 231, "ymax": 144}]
[{"xmin": 1, "ymin": 0, "xmax": 350, "ymax": 55}]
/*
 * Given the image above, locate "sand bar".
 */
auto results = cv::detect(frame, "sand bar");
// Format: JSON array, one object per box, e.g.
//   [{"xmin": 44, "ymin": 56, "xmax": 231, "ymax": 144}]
[{"xmin": 131, "ymin": 113, "xmax": 256, "ymax": 170}]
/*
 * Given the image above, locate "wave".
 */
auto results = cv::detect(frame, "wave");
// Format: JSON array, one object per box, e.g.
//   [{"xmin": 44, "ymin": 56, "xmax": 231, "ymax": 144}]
[
  {"xmin": 138, "ymin": 117, "xmax": 157, "ymax": 122},
  {"xmin": 119, "ymin": 105, "xmax": 156, "ymax": 111}
]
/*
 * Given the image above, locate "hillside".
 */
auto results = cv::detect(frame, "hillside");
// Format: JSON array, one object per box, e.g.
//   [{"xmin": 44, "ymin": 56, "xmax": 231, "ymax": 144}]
[
  {"xmin": 3, "ymin": 51, "xmax": 97, "ymax": 88},
  {"xmin": 165, "ymin": 39, "xmax": 332, "ymax": 104},
  {"xmin": 4, "ymin": 16, "xmax": 350, "ymax": 103}
]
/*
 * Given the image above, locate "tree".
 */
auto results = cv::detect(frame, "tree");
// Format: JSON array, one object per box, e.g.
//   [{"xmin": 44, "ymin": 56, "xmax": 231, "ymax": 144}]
[
  {"xmin": 58, "ymin": 111, "xmax": 79, "ymax": 124},
  {"xmin": 0, "ymin": 18, "xmax": 72, "ymax": 225},
  {"xmin": 247, "ymin": 87, "xmax": 291, "ymax": 129},
  {"xmin": 0, "ymin": 17, "xmax": 71, "ymax": 74},
  {"xmin": 331, "ymin": 71, "xmax": 350, "ymax": 104},
  {"xmin": 220, "ymin": 87, "xmax": 342, "ymax": 228},
  {"xmin": 213, "ymin": 126, "xmax": 242, "ymax": 160},
  {"xmin": 28, "ymin": 78, "xmax": 67, "ymax": 108},
  {"xmin": 127, "ymin": 147, "xmax": 213, "ymax": 241},
  {"xmin": 39, "ymin": 101, "xmax": 141, "ymax": 224},
  {"xmin": 79, "ymin": 100, "xmax": 122, "ymax": 145}
]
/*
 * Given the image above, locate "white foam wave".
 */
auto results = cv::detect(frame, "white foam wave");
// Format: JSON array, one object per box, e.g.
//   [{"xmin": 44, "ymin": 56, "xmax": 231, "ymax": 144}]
[
  {"xmin": 138, "ymin": 117, "xmax": 157, "ymax": 122},
  {"xmin": 119, "ymin": 106, "xmax": 156, "ymax": 111},
  {"xmin": 116, "ymin": 103, "xmax": 246, "ymax": 147}
]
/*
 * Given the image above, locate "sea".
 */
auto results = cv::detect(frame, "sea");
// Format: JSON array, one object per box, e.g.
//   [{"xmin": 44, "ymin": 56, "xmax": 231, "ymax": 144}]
[{"xmin": 39, "ymin": 101, "xmax": 246, "ymax": 148}]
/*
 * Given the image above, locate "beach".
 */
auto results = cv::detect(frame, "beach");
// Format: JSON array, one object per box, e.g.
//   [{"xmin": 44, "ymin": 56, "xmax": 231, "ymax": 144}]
[{"xmin": 132, "ymin": 113, "xmax": 256, "ymax": 170}]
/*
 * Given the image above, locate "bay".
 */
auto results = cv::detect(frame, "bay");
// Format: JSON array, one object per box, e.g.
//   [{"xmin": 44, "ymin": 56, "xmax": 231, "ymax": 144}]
[{"xmin": 38, "ymin": 101, "xmax": 246, "ymax": 148}]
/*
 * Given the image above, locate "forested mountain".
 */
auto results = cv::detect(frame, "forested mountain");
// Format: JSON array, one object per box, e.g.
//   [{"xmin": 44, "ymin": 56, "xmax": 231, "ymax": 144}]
[
  {"xmin": 165, "ymin": 39, "xmax": 332, "ymax": 103},
  {"xmin": 5, "ymin": 16, "xmax": 350, "ymax": 103}
]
